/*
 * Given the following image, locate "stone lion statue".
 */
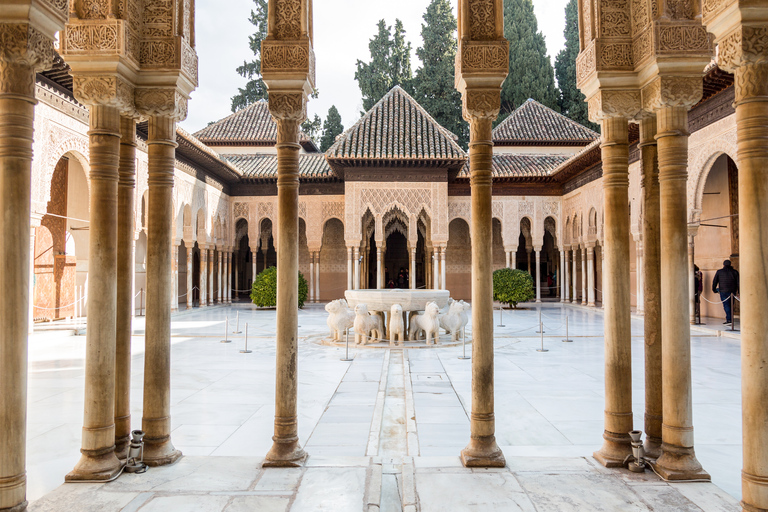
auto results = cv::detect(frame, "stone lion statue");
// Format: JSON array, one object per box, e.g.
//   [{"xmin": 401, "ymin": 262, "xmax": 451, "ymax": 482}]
[
  {"xmin": 325, "ymin": 299, "xmax": 355, "ymax": 341},
  {"xmin": 389, "ymin": 303, "xmax": 405, "ymax": 346},
  {"xmin": 440, "ymin": 300, "xmax": 470, "ymax": 341},
  {"xmin": 409, "ymin": 301, "xmax": 441, "ymax": 345},
  {"xmin": 353, "ymin": 303, "xmax": 384, "ymax": 345}
]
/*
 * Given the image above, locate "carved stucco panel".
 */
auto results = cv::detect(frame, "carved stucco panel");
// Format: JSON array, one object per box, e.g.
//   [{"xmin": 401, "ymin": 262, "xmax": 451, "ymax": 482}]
[{"xmin": 687, "ymin": 113, "xmax": 737, "ymax": 215}]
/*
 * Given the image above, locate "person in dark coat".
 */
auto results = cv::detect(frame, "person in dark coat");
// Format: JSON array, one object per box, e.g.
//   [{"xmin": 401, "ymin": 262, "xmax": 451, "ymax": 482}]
[{"xmin": 712, "ymin": 260, "xmax": 739, "ymax": 323}]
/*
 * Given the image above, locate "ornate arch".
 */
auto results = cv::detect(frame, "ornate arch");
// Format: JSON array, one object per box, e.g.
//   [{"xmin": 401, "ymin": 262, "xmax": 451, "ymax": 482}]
[
  {"xmin": 37, "ymin": 137, "xmax": 90, "ymax": 208},
  {"xmin": 690, "ymin": 147, "xmax": 738, "ymax": 219}
]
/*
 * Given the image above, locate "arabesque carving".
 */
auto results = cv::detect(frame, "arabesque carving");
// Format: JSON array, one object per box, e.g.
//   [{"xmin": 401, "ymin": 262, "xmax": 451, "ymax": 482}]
[
  {"xmin": 587, "ymin": 90, "xmax": 641, "ymax": 121},
  {"xmin": 462, "ymin": 89, "xmax": 501, "ymax": 120},
  {"xmin": 469, "ymin": 0, "xmax": 496, "ymax": 40},
  {"xmin": 262, "ymin": 41, "xmax": 310, "ymax": 70},
  {"xmin": 275, "ymin": 0, "xmax": 302, "ymax": 39},
  {"xmin": 460, "ymin": 41, "xmax": 508, "ymax": 71},
  {"xmin": 600, "ymin": 42, "xmax": 633, "ymax": 68},
  {"xmin": 64, "ymin": 22, "xmax": 120, "ymax": 52},
  {"xmin": 135, "ymin": 88, "xmax": 188, "ymax": 121},
  {"xmin": 268, "ymin": 92, "xmax": 307, "ymax": 121},
  {"xmin": 657, "ymin": 25, "xmax": 710, "ymax": 52},
  {"xmin": 73, "ymin": 74, "xmax": 134, "ymax": 110},
  {"xmin": 0, "ymin": 23, "xmax": 57, "ymax": 70}
]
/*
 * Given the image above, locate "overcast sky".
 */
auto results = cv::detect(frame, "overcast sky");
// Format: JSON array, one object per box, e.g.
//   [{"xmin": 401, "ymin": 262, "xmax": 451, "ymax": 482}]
[{"xmin": 180, "ymin": 0, "xmax": 570, "ymax": 134}]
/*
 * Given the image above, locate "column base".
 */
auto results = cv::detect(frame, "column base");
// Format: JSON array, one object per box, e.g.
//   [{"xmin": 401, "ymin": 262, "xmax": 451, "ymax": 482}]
[
  {"xmin": 65, "ymin": 449, "xmax": 122, "ymax": 482},
  {"xmin": 264, "ymin": 438, "xmax": 307, "ymax": 467},
  {"xmin": 142, "ymin": 436, "xmax": 182, "ymax": 467},
  {"xmin": 114, "ymin": 434, "xmax": 130, "ymax": 460},
  {"xmin": 460, "ymin": 436, "xmax": 506, "ymax": 468},
  {"xmin": 742, "ymin": 471, "xmax": 768, "ymax": 512},
  {"xmin": 643, "ymin": 434, "xmax": 662, "ymax": 460},
  {"xmin": 650, "ymin": 444, "xmax": 710, "ymax": 481},
  {"xmin": 0, "ymin": 501, "xmax": 28, "ymax": 512},
  {"xmin": 588, "ymin": 302, "xmax": 595, "ymax": 307},
  {"xmin": 593, "ymin": 431, "xmax": 633, "ymax": 468}
]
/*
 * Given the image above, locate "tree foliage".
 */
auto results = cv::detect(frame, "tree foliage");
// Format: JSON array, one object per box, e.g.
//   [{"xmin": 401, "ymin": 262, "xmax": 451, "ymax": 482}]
[
  {"xmin": 414, "ymin": 0, "xmax": 467, "ymax": 148},
  {"xmin": 301, "ymin": 114, "xmax": 322, "ymax": 145},
  {"xmin": 355, "ymin": 19, "xmax": 414, "ymax": 112},
  {"xmin": 501, "ymin": 0, "xmax": 560, "ymax": 115},
  {"xmin": 555, "ymin": 0, "xmax": 599, "ymax": 131},
  {"xmin": 251, "ymin": 266, "xmax": 308, "ymax": 309},
  {"xmin": 320, "ymin": 105, "xmax": 344, "ymax": 152},
  {"xmin": 231, "ymin": 0, "xmax": 269, "ymax": 112},
  {"xmin": 493, "ymin": 268, "xmax": 535, "ymax": 309}
]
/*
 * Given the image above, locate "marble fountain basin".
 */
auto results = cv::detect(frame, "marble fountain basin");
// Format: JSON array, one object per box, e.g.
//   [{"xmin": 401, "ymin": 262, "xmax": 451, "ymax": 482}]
[{"xmin": 344, "ymin": 289, "xmax": 450, "ymax": 312}]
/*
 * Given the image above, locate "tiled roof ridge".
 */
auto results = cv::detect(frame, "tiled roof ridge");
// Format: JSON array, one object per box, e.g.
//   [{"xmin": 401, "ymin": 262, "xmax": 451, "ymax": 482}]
[
  {"xmin": 326, "ymin": 85, "xmax": 466, "ymax": 160},
  {"xmin": 176, "ymin": 126, "xmax": 244, "ymax": 176},
  {"xmin": 193, "ymin": 100, "xmax": 267, "ymax": 139},
  {"xmin": 493, "ymin": 98, "xmax": 599, "ymax": 143}
]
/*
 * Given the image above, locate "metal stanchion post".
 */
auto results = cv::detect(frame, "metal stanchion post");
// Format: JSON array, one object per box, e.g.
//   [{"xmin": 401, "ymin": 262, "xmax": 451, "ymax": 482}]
[
  {"xmin": 340, "ymin": 327, "xmax": 353, "ymax": 361},
  {"xmin": 221, "ymin": 316, "xmax": 231, "ymax": 343},
  {"xmin": 233, "ymin": 310, "xmax": 242, "ymax": 334},
  {"xmin": 731, "ymin": 294, "xmax": 738, "ymax": 332},
  {"xmin": 535, "ymin": 308, "xmax": 545, "ymax": 333},
  {"xmin": 240, "ymin": 323, "xmax": 252, "ymax": 353},
  {"xmin": 562, "ymin": 315, "xmax": 573, "ymax": 342},
  {"xmin": 458, "ymin": 325, "xmax": 470, "ymax": 360},
  {"xmin": 536, "ymin": 322, "xmax": 548, "ymax": 352},
  {"xmin": 497, "ymin": 304, "xmax": 505, "ymax": 327}
]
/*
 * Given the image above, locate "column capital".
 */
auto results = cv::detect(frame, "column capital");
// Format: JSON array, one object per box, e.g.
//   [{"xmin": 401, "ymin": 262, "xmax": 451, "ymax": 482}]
[
  {"xmin": 587, "ymin": 89, "xmax": 641, "ymax": 123},
  {"xmin": 641, "ymin": 76, "xmax": 703, "ymax": 113},
  {"xmin": 135, "ymin": 88, "xmax": 189, "ymax": 122},
  {"xmin": 72, "ymin": 74, "xmax": 136, "ymax": 113},
  {"xmin": 0, "ymin": 23, "xmax": 58, "ymax": 96}
]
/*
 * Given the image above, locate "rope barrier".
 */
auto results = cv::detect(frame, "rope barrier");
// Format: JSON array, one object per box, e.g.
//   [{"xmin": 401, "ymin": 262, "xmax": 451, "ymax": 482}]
[{"xmin": 33, "ymin": 295, "xmax": 86, "ymax": 310}]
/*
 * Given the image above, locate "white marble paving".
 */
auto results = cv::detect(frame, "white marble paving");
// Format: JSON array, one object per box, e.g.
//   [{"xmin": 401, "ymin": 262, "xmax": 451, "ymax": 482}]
[{"xmin": 24, "ymin": 302, "xmax": 743, "ymax": 511}]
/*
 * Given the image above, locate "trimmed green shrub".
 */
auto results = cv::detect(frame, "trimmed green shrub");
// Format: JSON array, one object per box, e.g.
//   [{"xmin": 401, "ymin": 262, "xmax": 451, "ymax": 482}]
[
  {"xmin": 493, "ymin": 267, "xmax": 535, "ymax": 309},
  {"xmin": 250, "ymin": 266, "xmax": 308, "ymax": 309}
]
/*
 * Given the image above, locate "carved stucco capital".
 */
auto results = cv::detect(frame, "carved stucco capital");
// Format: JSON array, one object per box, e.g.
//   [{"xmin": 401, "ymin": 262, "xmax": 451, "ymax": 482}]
[
  {"xmin": 72, "ymin": 74, "xmax": 136, "ymax": 112},
  {"xmin": 0, "ymin": 23, "xmax": 58, "ymax": 96},
  {"xmin": 135, "ymin": 87, "xmax": 189, "ymax": 122},
  {"xmin": 587, "ymin": 89, "xmax": 642, "ymax": 122},
  {"xmin": 268, "ymin": 91, "xmax": 307, "ymax": 123},
  {"xmin": 641, "ymin": 75, "xmax": 703, "ymax": 112},
  {"xmin": 461, "ymin": 88, "xmax": 501, "ymax": 122},
  {"xmin": 714, "ymin": 25, "xmax": 768, "ymax": 101}
]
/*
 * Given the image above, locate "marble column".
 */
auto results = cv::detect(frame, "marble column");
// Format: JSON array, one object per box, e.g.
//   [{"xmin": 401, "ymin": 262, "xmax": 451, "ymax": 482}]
[
  {"xmin": 587, "ymin": 244, "xmax": 596, "ymax": 306},
  {"xmin": 200, "ymin": 247, "xmax": 208, "ymax": 306},
  {"xmin": 115, "ymin": 115, "xmax": 137, "ymax": 459},
  {"xmin": 581, "ymin": 245, "xmax": 587, "ymax": 305},
  {"xmin": 264, "ymin": 113, "xmax": 306, "ymax": 467},
  {"xmin": 410, "ymin": 247, "xmax": 416, "ymax": 289},
  {"xmin": 564, "ymin": 249, "xmax": 570, "ymax": 302},
  {"xmin": 571, "ymin": 245, "xmax": 579, "ymax": 304},
  {"xmin": 314, "ymin": 251, "xmax": 320, "ymax": 301},
  {"xmin": 208, "ymin": 248, "xmax": 214, "ymax": 305},
  {"xmin": 347, "ymin": 247, "xmax": 353, "ymax": 291},
  {"xmin": 218, "ymin": 250, "xmax": 223, "ymax": 303},
  {"xmin": 433, "ymin": 249, "xmax": 439, "ymax": 289},
  {"xmin": 309, "ymin": 252, "xmax": 315, "ymax": 301},
  {"xmin": 688, "ymin": 234, "xmax": 696, "ymax": 324},
  {"xmin": 0, "ymin": 26, "xmax": 62, "ymax": 511},
  {"xmin": 527, "ymin": 250, "xmax": 532, "ymax": 274},
  {"xmin": 459, "ymin": 106, "xmax": 505, "ymax": 468},
  {"xmin": 593, "ymin": 116, "xmax": 633, "ymax": 467},
  {"xmin": 376, "ymin": 247, "xmax": 382, "ymax": 289},
  {"xmin": 186, "ymin": 244, "xmax": 193, "ymax": 309},
  {"xmin": 171, "ymin": 243, "xmax": 179, "ymax": 311},
  {"xmin": 440, "ymin": 246, "xmax": 446, "ymax": 291},
  {"xmin": 635, "ymin": 237, "xmax": 644, "ymax": 314},
  {"xmin": 505, "ymin": 251, "xmax": 510, "ymax": 269},
  {"xmin": 141, "ymin": 115, "xmax": 181, "ymax": 466},
  {"xmin": 511, "ymin": 250, "xmax": 516, "ymax": 270},
  {"xmin": 652, "ymin": 106, "xmax": 708, "ymax": 480},
  {"xmin": 732, "ymin": 58, "xmax": 768, "ymax": 511},
  {"xmin": 534, "ymin": 248, "xmax": 541, "ymax": 302},
  {"xmin": 559, "ymin": 249, "xmax": 565, "ymax": 302},
  {"xmin": 66, "ymin": 105, "xmax": 123, "ymax": 481},
  {"xmin": 354, "ymin": 246, "xmax": 360, "ymax": 290},
  {"xmin": 640, "ymin": 116, "xmax": 662, "ymax": 459}
]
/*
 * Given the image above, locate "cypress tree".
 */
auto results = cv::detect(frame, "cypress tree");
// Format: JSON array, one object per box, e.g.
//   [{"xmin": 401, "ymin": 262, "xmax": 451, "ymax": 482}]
[
  {"xmin": 302, "ymin": 114, "xmax": 322, "ymax": 144},
  {"xmin": 231, "ymin": 0, "xmax": 268, "ymax": 112},
  {"xmin": 355, "ymin": 19, "xmax": 414, "ymax": 112},
  {"xmin": 501, "ymin": 0, "xmax": 560, "ymax": 115},
  {"xmin": 555, "ymin": 0, "xmax": 599, "ymax": 130},
  {"xmin": 320, "ymin": 106, "xmax": 344, "ymax": 152},
  {"xmin": 414, "ymin": 0, "xmax": 467, "ymax": 147}
]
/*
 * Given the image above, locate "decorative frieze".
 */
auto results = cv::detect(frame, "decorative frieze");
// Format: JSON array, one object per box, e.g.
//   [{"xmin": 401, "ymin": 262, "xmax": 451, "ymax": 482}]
[{"xmin": 460, "ymin": 41, "xmax": 508, "ymax": 72}]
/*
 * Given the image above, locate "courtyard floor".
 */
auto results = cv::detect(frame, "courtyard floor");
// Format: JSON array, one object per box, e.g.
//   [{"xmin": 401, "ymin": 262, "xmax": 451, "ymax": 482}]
[{"xmin": 25, "ymin": 303, "xmax": 741, "ymax": 511}]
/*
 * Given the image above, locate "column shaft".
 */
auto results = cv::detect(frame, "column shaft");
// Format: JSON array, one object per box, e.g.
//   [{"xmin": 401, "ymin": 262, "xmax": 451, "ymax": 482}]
[
  {"xmin": 652, "ymin": 107, "xmax": 707, "ymax": 480},
  {"xmin": 511, "ymin": 250, "xmax": 516, "ymax": 270},
  {"xmin": 736, "ymin": 62, "xmax": 768, "ymax": 510},
  {"xmin": 265, "ymin": 118, "xmax": 305, "ymax": 466},
  {"xmin": 309, "ymin": 253, "xmax": 315, "ymax": 301},
  {"xmin": 186, "ymin": 246, "xmax": 193, "ymax": 308},
  {"xmin": 505, "ymin": 251, "xmax": 510, "ymax": 269},
  {"xmin": 200, "ymin": 248, "xmax": 207, "ymax": 306},
  {"xmin": 581, "ymin": 246, "xmax": 587, "ymax": 305},
  {"xmin": 410, "ymin": 248, "xmax": 416, "ymax": 290},
  {"xmin": 141, "ymin": 115, "xmax": 181, "ymax": 466},
  {"xmin": 559, "ymin": 250, "xmax": 565, "ymax": 301},
  {"xmin": 376, "ymin": 248, "xmax": 382, "ymax": 289},
  {"xmin": 535, "ymin": 249, "xmax": 541, "ymax": 302},
  {"xmin": 66, "ymin": 105, "xmax": 122, "ymax": 481},
  {"xmin": 315, "ymin": 251, "xmax": 320, "ymax": 300},
  {"xmin": 572, "ymin": 249, "xmax": 578, "ymax": 303},
  {"xmin": 354, "ymin": 247, "xmax": 360, "ymax": 290},
  {"xmin": 347, "ymin": 247, "xmax": 353, "ymax": 291},
  {"xmin": 564, "ymin": 249, "xmax": 570, "ymax": 302},
  {"xmin": 460, "ymin": 116, "xmax": 504, "ymax": 467},
  {"xmin": 593, "ymin": 116, "xmax": 633, "ymax": 467},
  {"xmin": 587, "ymin": 246, "xmax": 595, "ymax": 306},
  {"xmin": 0, "ymin": 61, "xmax": 36, "ymax": 508},
  {"xmin": 440, "ymin": 247, "xmax": 447, "ymax": 291},
  {"xmin": 688, "ymin": 238, "xmax": 695, "ymax": 324},
  {"xmin": 640, "ymin": 116, "xmax": 662, "ymax": 458},
  {"xmin": 115, "ymin": 116, "xmax": 136, "ymax": 459},
  {"xmin": 433, "ymin": 249, "xmax": 439, "ymax": 289},
  {"xmin": 636, "ymin": 239, "xmax": 644, "ymax": 314}
]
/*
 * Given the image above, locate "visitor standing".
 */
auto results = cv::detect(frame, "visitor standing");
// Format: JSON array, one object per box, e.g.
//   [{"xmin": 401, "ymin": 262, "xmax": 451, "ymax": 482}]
[{"xmin": 712, "ymin": 260, "xmax": 739, "ymax": 324}]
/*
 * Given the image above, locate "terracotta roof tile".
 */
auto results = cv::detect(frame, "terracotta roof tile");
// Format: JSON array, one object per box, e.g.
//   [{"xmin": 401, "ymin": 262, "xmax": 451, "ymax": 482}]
[
  {"xmin": 459, "ymin": 153, "xmax": 570, "ymax": 179},
  {"xmin": 223, "ymin": 153, "xmax": 334, "ymax": 181},
  {"xmin": 493, "ymin": 99, "xmax": 598, "ymax": 145},
  {"xmin": 194, "ymin": 100, "xmax": 314, "ymax": 147},
  {"xmin": 326, "ymin": 86, "xmax": 466, "ymax": 162}
]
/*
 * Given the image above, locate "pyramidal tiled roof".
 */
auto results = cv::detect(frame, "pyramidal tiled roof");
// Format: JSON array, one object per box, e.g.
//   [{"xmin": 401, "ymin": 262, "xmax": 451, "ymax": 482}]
[
  {"xmin": 492, "ymin": 99, "xmax": 598, "ymax": 145},
  {"xmin": 459, "ymin": 154, "xmax": 570, "ymax": 179},
  {"xmin": 326, "ymin": 86, "xmax": 466, "ymax": 162},
  {"xmin": 222, "ymin": 153, "xmax": 334, "ymax": 181},
  {"xmin": 194, "ymin": 100, "xmax": 314, "ymax": 148}
]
